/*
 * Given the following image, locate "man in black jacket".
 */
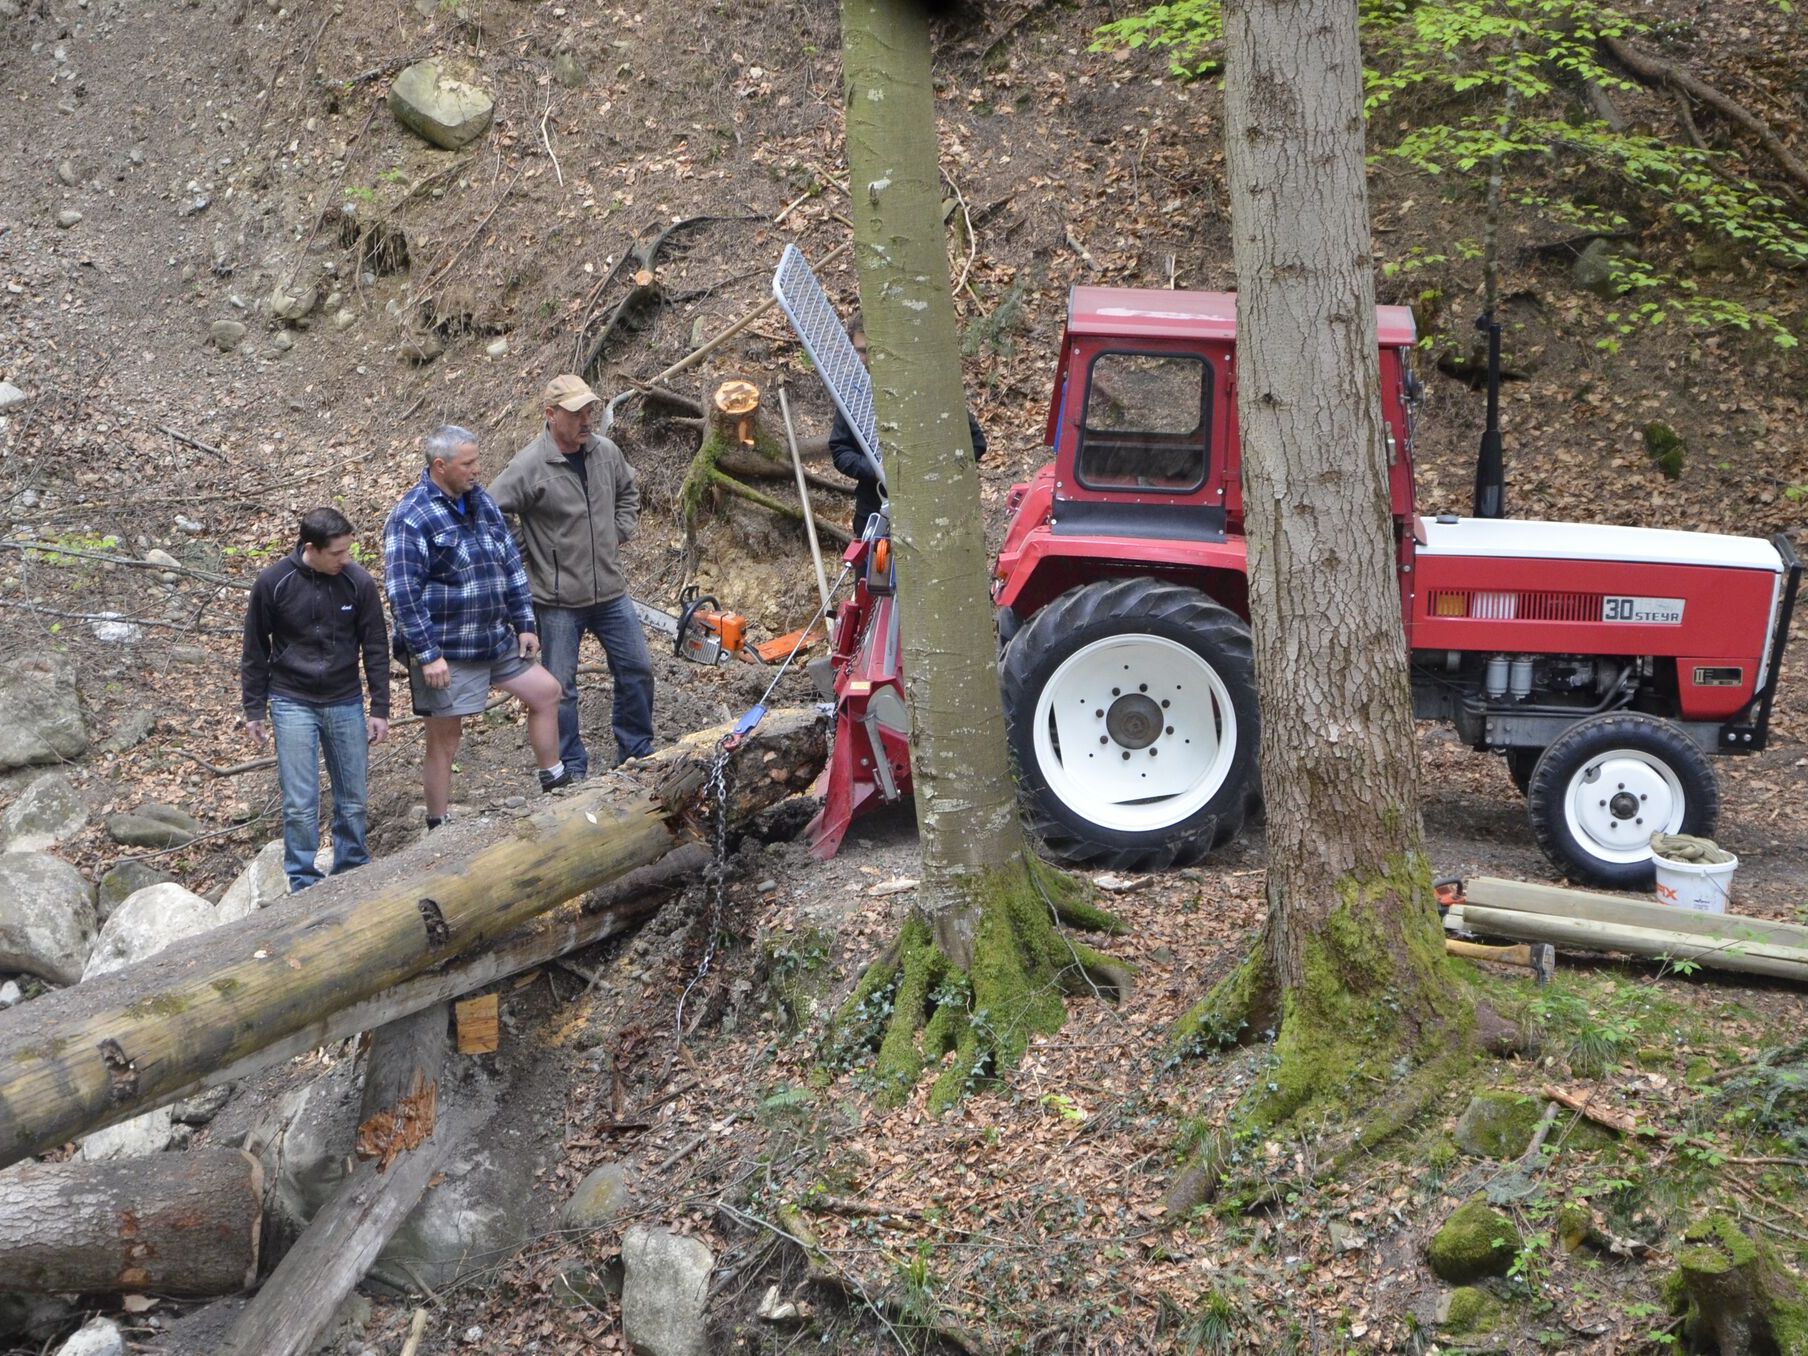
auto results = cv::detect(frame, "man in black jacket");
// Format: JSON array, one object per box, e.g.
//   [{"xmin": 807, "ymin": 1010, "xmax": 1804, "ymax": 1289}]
[
  {"xmin": 827, "ymin": 316, "xmax": 987, "ymax": 534},
  {"xmin": 241, "ymin": 507, "xmax": 391, "ymax": 893}
]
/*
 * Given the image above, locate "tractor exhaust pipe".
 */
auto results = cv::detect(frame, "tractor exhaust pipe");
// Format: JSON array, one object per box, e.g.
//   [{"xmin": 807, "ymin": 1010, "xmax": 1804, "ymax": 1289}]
[{"xmin": 1472, "ymin": 310, "xmax": 1506, "ymax": 520}]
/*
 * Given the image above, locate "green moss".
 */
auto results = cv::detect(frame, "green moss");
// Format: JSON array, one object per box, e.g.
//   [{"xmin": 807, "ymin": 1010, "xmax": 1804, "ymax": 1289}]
[
  {"xmin": 127, "ymin": 992, "xmax": 191, "ymax": 1019},
  {"xmin": 1679, "ymin": 1212, "xmax": 1759, "ymax": 1276},
  {"xmin": 1427, "ymin": 1201, "xmax": 1522, "ymax": 1283},
  {"xmin": 1557, "ymin": 1200, "xmax": 1593, "ymax": 1252},
  {"xmin": 1452, "ymin": 1091, "xmax": 1544, "ymax": 1159},
  {"xmin": 210, "ymin": 976, "xmax": 244, "ymax": 998},
  {"xmin": 1442, "ymin": 1285, "xmax": 1500, "ymax": 1335},
  {"xmin": 1635, "ymin": 1046, "xmax": 1674, "ymax": 1069},
  {"xmin": 1174, "ymin": 948, "xmax": 1264, "ymax": 1051},
  {"xmin": 1685, "ymin": 1056, "xmax": 1716, "ymax": 1084}
]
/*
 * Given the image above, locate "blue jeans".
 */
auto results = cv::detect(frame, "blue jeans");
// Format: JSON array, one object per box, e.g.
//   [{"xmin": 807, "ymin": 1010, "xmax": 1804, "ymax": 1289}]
[
  {"xmin": 536, "ymin": 597, "xmax": 655, "ymax": 776},
  {"xmin": 270, "ymin": 696, "xmax": 370, "ymax": 893}
]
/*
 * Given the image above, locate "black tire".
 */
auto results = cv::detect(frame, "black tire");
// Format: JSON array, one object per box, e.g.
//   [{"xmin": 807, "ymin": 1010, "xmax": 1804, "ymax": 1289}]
[
  {"xmin": 1504, "ymin": 747, "xmax": 1540, "ymax": 797},
  {"xmin": 1526, "ymin": 712, "xmax": 1719, "ymax": 889},
  {"xmin": 1000, "ymin": 578, "xmax": 1260, "ymax": 871}
]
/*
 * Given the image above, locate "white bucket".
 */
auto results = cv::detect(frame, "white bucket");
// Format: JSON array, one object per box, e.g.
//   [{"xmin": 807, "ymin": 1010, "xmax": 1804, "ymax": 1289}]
[{"xmin": 1652, "ymin": 853, "xmax": 1738, "ymax": 914}]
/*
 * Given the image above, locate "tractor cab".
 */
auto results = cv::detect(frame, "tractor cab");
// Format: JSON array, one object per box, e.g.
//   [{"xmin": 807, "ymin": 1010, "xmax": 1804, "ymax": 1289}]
[{"xmin": 994, "ymin": 288, "xmax": 1420, "ymax": 627}]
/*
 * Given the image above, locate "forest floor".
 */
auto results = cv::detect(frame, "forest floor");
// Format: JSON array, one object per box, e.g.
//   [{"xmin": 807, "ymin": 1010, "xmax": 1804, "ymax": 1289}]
[{"xmin": 2, "ymin": 0, "xmax": 1807, "ymax": 1350}]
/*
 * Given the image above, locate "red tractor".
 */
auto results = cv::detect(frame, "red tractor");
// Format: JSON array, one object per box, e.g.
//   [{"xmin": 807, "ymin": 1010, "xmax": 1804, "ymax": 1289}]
[{"xmin": 806, "ymin": 285, "xmax": 1799, "ymax": 889}]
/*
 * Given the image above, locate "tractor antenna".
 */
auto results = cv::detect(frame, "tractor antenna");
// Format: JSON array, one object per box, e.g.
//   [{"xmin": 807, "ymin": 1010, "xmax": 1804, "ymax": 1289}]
[{"xmin": 1472, "ymin": 310, "xmax": 1506, "ymax": 520}]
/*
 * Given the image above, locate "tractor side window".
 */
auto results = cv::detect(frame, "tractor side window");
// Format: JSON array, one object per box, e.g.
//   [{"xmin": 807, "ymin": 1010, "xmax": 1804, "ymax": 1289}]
[{"xmin": 1077, "ymin": 351, "xmax": 1210, "ymax": 492}]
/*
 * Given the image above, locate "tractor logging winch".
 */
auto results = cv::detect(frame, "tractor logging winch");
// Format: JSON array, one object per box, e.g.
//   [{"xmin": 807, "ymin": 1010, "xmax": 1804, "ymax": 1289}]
[{"xmin": 777, "ymin": 253, "xmax": 1799, "ymax": 888}]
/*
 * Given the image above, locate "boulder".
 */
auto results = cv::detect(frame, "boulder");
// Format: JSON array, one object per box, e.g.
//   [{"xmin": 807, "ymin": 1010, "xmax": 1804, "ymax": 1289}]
[
  {"xmin": 105, "ymin": 802, "xmax": 202, "ymax": 848},
  {"xmin": 387, "ymin": 60, "xmax": 494, "ymax": 150},
  {"xmin": 0, "ymin": 771, "xmax": 89, "ymax": 852},
  {"xmin": 561, "ymin": 1162, "xmax": 633, "ymax": 1232},
  {"xmin": 1451, "ymin": 1092, "xmax": 1541, "ymax": 1160},
  {"xmin": 269, "ymin": 282, "xmax": 318, "ymax": 322},
  {"xmin": 0, "ymin": 851, "xmax": 96, "ymax": 984},
  {"xmin": 216, "ymin": 840, "xmax": 289, "ymax": 923},
  {"xmin": 0, "ymin": 381, "xmax": 27, "ymax": 413},
  {"xmin": 80, "ymin": 1109, "xmax": 174, "ymax": 1160},
  {"xmin": 82, "ymin": 880, "xmax": 216, "ymax": 979},
  {"xmin": 96, "ymin": 859, "xmax": 175, "ymax": 917},
  {"xmin": 53, "ymin": 1317, "xmax": 123, "ymax": 1356},
  {"xmin": 210, "ymin": 319, "xmax": 247, "ymax": 352},
  {"xmin": 621, "ymin": 1227, "xmax": 714, "ymax": 1356},
  {"xmin": 1427, "ymin": 1200, "xmax": 1522, "ymax": 1284},
  {"xmin": 0, "ymin": 656, "xmax": 89, "ymax": 772},
  {"xmin": 100, "ymin": 709, "xmax": 156, "ymax": 754}
]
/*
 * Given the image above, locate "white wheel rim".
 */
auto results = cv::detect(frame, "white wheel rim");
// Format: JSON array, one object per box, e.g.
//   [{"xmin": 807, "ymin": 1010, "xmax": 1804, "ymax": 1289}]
[
  {"xmin": 1562, "ymin": 747, "xmax": 1687, "ymax": 865},
  {"xmin": 1031, "ymin": 632, "xmax": 1240, "ymax": 834}
]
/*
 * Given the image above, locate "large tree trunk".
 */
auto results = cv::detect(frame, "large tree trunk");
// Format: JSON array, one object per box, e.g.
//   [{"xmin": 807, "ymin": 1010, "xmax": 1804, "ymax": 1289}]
[
  {"xmin": 1193, "ymin": 0, "xmax": 1466, "ymax": 1134},
  {"xmin": 833, "ymin": 0, "xmax": 1126, "ymax": 1115},
  {"xmin": 0, "ymin": 711, "xmax": 825, "ymax": 1171},
  {"xmin": 0, "ymin": 1149, "xmax": 262, "ymax": 1295}
]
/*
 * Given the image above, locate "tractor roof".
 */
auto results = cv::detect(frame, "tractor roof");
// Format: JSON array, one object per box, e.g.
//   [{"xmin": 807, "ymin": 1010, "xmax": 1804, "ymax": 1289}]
[{"xmin": 1066, "ymin": 286, "xmax": 1418, "ymax": 347}]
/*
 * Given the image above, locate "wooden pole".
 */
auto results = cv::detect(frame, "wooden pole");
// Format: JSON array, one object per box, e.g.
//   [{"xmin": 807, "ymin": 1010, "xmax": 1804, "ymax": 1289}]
[{"xmin": 0, "ymin": 711, "xmax": 826, "ymax": 1171}]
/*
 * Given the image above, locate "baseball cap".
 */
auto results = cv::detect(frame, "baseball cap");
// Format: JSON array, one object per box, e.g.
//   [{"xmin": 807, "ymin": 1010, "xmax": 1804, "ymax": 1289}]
[{"xmin": 543, "ymin": 374, "xmax": 601, "ymax": 412}]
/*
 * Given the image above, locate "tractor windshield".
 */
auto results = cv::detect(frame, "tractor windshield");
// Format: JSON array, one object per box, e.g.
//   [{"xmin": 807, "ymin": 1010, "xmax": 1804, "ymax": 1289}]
[{"xmin": 1077, "ymin": 350, "xmax": 1212, "ymax": 492}]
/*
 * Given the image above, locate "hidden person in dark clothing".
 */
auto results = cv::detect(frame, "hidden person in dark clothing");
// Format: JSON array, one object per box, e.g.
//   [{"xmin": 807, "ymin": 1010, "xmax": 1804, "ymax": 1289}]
[
  {"xmin": 826, "ymin": 315, "xmax": 987, "ymax": 535},
  {"xmin": 241, "ymin": 507, "xmax": 391, "ymax": 894}
]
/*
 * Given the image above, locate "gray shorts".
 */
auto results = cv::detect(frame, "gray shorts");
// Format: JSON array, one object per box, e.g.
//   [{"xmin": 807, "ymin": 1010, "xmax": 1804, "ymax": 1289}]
[{"xmin": 408, "ymin": 653, "xmax": 537, "ymax": 718}]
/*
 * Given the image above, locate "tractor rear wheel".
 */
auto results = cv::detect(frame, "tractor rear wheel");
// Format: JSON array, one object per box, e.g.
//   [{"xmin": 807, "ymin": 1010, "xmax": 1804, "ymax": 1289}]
[
  {"xmin": 1526, "ymin": 712, "xmax": 1719, "ymax": 889},
  {"xmin": 1000, "ymin": 578, "xmax": 1259, "ymax": 871}
]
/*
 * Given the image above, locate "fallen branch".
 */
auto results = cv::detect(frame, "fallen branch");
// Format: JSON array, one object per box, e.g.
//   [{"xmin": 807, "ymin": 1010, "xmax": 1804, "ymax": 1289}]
[
  {"xmin": 0, "ymin": 599, "xmax": 238, "ymax": 635},
  {"xmin": 0, "ymin": 538, "xmax": 251, "ymax": 589},
  {"xmin": 707, "ymin": 469, "xmax": 852, "ymax": 546}
]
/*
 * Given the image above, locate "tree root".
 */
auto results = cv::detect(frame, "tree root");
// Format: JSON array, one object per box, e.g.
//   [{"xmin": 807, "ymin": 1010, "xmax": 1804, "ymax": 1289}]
[
  {"xmin": 1603, "ymin": 35, "xmax": 1808, "ymax": 197},
  {"xmin": 830, "ymin": 862, "xmax": 1125, "ymax": 1113}
]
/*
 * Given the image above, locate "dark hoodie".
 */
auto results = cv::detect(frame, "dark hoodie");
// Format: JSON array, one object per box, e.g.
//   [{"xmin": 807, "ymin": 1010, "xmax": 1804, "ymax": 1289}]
[{"xmin": 241, "ymin": 547, "xmax": 391, "ymax": 721}]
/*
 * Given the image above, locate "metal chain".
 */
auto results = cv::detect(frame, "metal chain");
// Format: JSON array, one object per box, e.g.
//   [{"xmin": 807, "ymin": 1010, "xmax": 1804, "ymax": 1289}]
[{"xmin": 674, "ymin": 743, "xmax": 732, "ymax": 1039}]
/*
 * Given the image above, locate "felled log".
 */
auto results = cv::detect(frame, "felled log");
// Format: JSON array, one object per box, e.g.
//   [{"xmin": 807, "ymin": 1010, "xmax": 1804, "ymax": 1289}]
[
  {"xmin": 0, "ymin": 1148, "xmax": 262, "ymax": 1295},
  {"xmin": 218, "ymin": 1007, "xmax": 451, "ymax": 1356},
  {"xmin": 1453, "ymin": 878, "xmax": 1808, "ymax": 983},
  {"xmin": 0, "ymin": 710, "xmax": 826, "ymax": 1171}
]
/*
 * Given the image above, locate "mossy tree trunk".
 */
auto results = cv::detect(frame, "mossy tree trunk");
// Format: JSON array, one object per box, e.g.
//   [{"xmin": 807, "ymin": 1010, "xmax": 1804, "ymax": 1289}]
[
  {"xmin": 835, "ymin": 0, "xmax": 1124, "ymax": 1112},
  {"xmin": 1179, "ymin": 0, "xmax": 1472, "ymax": 1154}
]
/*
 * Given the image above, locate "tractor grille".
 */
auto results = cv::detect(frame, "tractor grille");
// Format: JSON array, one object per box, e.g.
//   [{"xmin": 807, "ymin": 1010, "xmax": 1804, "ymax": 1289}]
[{"xmin": 1429, "ymin": 589, "xmax": 1602, "ymax": 622}]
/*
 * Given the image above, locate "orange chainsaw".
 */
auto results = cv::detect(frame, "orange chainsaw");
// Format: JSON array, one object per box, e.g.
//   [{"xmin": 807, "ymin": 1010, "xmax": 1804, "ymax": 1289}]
[{"xmin": 632, "ymin": 587, "xmax": 756, "ymax": 666}]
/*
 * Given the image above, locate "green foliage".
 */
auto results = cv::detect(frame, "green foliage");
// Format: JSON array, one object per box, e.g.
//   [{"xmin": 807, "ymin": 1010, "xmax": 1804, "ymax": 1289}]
[
  {"xmin": 1700, "ymin": 1039, "xmax": 1808, "ymax": 1155},
  {"xmin": 25, "ymin": 531, "xmax": 119, "ymax": 565},
  {"xmin": 1095, "ymin": 0, "xmax": 1806, "ymax": 353}
]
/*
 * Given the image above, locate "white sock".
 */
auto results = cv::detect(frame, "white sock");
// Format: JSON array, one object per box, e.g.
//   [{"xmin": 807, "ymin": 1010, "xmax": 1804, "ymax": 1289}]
[{"xmin": 541, "ymin": 761, "xmax": 565, "ymax": 779}]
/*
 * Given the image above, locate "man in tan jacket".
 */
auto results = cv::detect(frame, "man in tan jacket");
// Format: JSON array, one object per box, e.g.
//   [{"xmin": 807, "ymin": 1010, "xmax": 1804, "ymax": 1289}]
[{"xmin": 490, "ymin": 374, "xmax": 654, "ymax": 776}]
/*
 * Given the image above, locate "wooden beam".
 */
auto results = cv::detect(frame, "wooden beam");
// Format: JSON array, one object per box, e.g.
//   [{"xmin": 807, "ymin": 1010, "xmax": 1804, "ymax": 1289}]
[{"xmin": 0, "ymin": 711, "xmax": 825, "ymax": 1170}]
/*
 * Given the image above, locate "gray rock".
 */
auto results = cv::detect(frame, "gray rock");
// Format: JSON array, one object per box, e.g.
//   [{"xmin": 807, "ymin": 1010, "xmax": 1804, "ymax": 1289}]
[
  {"xmin": 101, "ymin": 709, "xmax": 156, "ymax": 754},
  {"xmin": 171, "ymin": 1083, "xmax": 234, "ymax": 1125},
  {"xmin": 0, "ymin": 656, "xmax": 89, "ymax": 771},
  {"xmin": 105, "ymin": 802, "xmax": 202, "ymax": 848},
  {"xmin": 170, "ymin": 645, "xmax": 207, "ymax": 665},
  {"xmin": 55, "ymin": 210, "xmax": 83, "ymax": 229},
  {"xmin": 387, "ymin": 60, "xmax": 494, "ymax": 151},
  {"xmin": 269, "ymin": 282, "xmax": 318, "ymax": 321},
  {"xmin": 332, "ymin": 308, "xmax": 357, "ymax": 331},
  {"xmin": 0, "ymin": 1294, "xmax": 74, "ymax": 1347},
  {"xmin": 270, "ymin": 330, "xmax": 295, "ymax": 353},
  {"xmin": 56, "ymin": 160, "xmax": 79, "ymax": 186},
  {"xmin": 0, "ymin": 771, "xmax": 88, "ymax": 852},
  {"xmin": 97, "ymin": 859, "xmax": 173, "ymax": 915},
  {"xmin": 83, "ymin": 880, "xmax": 215, "ymax": 978},
  {"xmin": 485, "ymin": 337, "xmax": 508, "ymax": 358},
  {"xmin": 0, "ymin": 851, "xmax": 95, "ymax": 983},
  {"xmin": 216, "ymin": 840, "xmax": 287, "ymax": 923},
  {"xmin": 0, "ymin": 980, "xmax": 20, "ymax": 1008},
  {"xmin": 80, "ymin": 1109, "xmax": 174, "ymax": 1161},
  {"xmin": 88, "ymin": 613, "xmax": 143, "ymax": 643},
  {"xmin": 0, "ymin": 381, "xmax": 27, "ymax": 412},
  {"xmin": 560, "ymin": 1162, "xmax": 633, "ymax": 1231},
  {"xmin": 1572, "ymin": 238, "xmax": 1619, "ymax": 299},
  {"xmin": 553, "ymin": 51, "xmax": 585, "ymax": 89},
  {"xmin": 53, "ymin": 1316, "xmax": 123, "ymax": 1356},
  {"xmin": 210, "ymin": 319, "xmax": 247, "ymax": 351},
  {"xmin": 621, "ymin": 1227, "xmax": 713, "ymax": 1356},
  {"xmin": 143, "ymin": 548, "xmax": 181, "ymax": 570}
]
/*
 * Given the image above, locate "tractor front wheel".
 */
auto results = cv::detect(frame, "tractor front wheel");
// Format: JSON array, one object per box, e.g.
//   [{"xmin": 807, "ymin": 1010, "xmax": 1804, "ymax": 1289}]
[
  {"xmin": 1000, "ymin": 578, "xmax": 1259, "ymax": 871},
  {"xmin": 1526, "ymin": 712, "xmax": 1719, "ymax": 889}
]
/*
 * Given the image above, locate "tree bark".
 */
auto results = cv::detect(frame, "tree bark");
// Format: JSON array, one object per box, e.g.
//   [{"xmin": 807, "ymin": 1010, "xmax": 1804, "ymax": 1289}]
[
  {"xmin": 843, "ymin": 0, "xmax": 1023, "ymax": 943},
  {"xmin": 0, "ymin": 1148, "xmax": 262, "ymax": 1296},
  {"xmin": 0, "ymin": 711, "xmax": 825, "ymax": 1171},
  {"xmin": 1203, "ymin": 0, "xmax": 1463, "ymax": 1127}
]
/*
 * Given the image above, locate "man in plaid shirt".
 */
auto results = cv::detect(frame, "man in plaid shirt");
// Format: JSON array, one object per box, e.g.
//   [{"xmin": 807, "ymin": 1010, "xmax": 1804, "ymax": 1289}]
[{"xmin": 384, "ymin": 425, "xmax": 568, "ymax": 827}]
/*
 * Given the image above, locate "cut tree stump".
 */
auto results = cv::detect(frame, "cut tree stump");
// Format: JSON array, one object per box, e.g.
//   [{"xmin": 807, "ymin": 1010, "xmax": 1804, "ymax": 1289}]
[
  {"xmin": 0, "ymin": 1148, "xmax": 262, "ymax": 1296},
  {"xmin": 0, "ymin": 710, "xmax": 826, "ymax": 1171}
]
